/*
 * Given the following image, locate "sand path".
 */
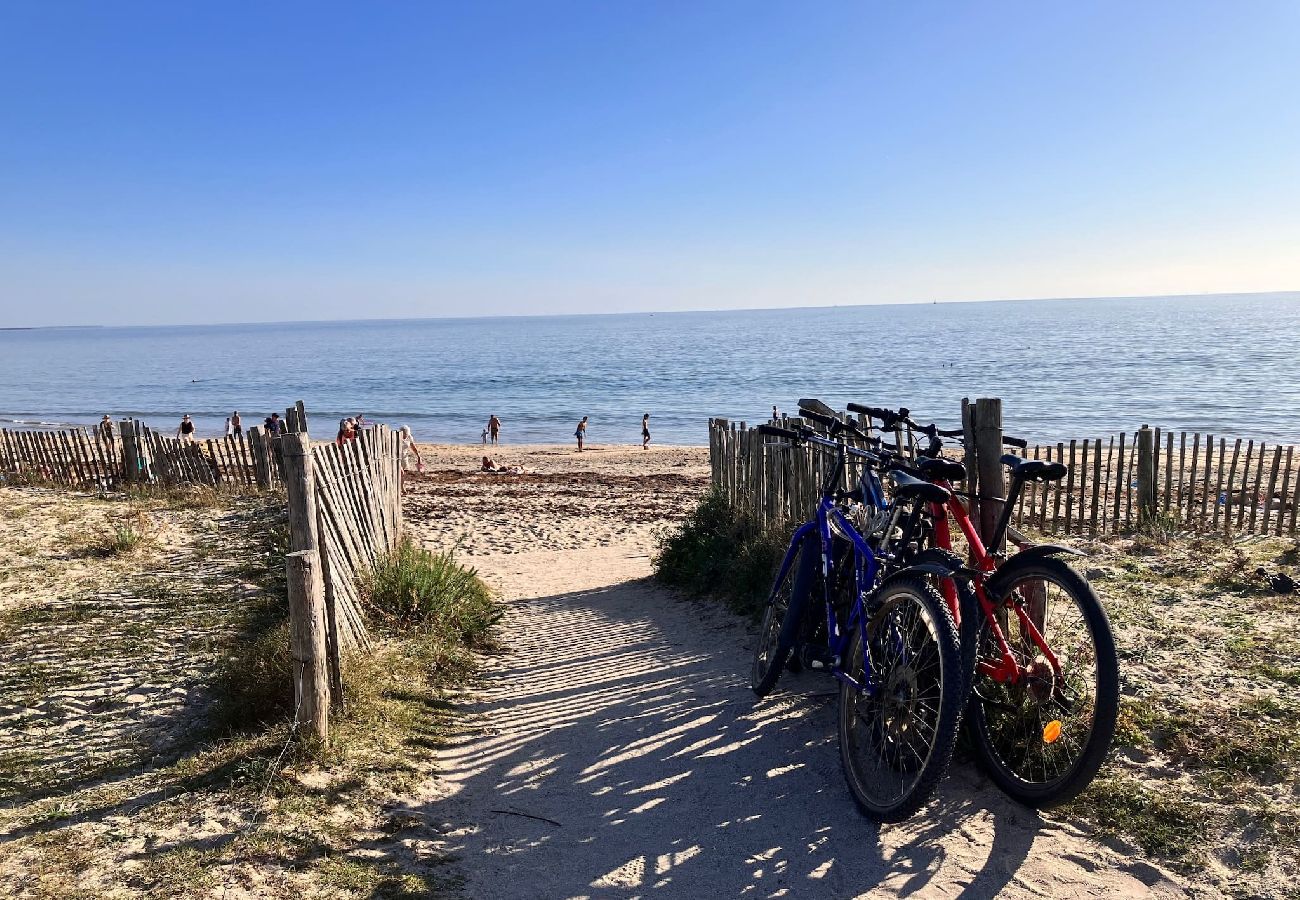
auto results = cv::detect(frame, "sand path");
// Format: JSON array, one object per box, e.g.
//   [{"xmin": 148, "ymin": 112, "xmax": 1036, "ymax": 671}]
[
  {"xmin": 403, "ymin": 446, "xmax": 1195, "ymax": 898},
  {"xmin": 428, "ymin": 550, "xmax": 1192, "ymax": 898}
]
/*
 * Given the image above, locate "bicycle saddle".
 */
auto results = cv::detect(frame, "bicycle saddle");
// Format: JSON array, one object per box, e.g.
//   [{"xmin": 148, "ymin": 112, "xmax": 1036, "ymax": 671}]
[
  {"xmin": 916, "ymin": 457, "xmax": 966, "ymax": 483},
  {"xmin": 888, "ymin": 469, "xmax": 951, "ymax": 503},
  {"xmin": 1001, "ymin": 454, "xmax": 1068, "ymax": 483}
]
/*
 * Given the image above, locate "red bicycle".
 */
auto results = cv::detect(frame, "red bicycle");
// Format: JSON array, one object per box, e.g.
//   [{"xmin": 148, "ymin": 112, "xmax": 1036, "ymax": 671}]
[{"xmin": 848, "ymin": 404, "xmax": 1120, "ymax": 809}]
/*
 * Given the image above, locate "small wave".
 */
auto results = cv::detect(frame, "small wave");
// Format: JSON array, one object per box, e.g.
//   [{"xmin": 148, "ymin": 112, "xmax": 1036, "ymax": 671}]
[{"xmin": 0, "ymin": 417, "xmax": 73, "ymax": 427}]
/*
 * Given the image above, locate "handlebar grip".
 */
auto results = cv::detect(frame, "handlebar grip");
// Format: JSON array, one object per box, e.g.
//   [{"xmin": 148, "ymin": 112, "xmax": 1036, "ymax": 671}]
[
  {"xmin": 1004, "ymin": 435, "xmax": 1028, "ymax": 449},
  {"xmin": 757, "ymin": 424, "xmax": 802, "ymax": 441},
  {"xmin": 846, "ymin": 403, "xmax": 901, "ymax": 424}
]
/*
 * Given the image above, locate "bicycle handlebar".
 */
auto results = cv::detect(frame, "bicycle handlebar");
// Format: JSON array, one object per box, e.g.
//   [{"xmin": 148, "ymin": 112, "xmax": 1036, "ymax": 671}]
[
  {"xmin": 798, "ymin": 407, "xmax": 869, "ymax": 441},
  {"xmin": 757, "ymin": 423, "xmax": 802, "ymax": 441}
]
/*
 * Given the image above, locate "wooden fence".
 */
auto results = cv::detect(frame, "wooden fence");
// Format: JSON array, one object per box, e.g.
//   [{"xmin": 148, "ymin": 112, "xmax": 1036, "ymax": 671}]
[
  {"xmin": 1010, "ymin": 429, "xmax": 1298, "ymax": 538},
  {"xmin": 0, "ymin": 419, "xmax": 284, "ymax": 490},
  {"xmin": 709, "ymin": 408, "xmax": 1299, "ymax": 540},
  {"xmin": 280, "ymin": 407, "xmax": 404, "ymax": 741},
  {"xmin": 0, "ymin": 402, "xmax": 406, "ymax": 743}
]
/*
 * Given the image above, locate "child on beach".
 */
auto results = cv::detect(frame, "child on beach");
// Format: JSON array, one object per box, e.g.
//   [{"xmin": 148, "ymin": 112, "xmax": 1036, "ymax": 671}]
[
  {"xmin": 642, "ymin": 413, "xmax": 650, "ymax": 450},
  {"xmin": 575, "ymin": 416, "xmax": 588, "ymax": 452}
]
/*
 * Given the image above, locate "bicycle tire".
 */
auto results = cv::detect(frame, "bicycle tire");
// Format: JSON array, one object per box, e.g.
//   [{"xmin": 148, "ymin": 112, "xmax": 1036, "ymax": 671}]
[
  {"xmin": 965, "ymin": 555, "xmax": 1119, "ymax": 808},
  {"xmin": 837, "ymin": 576, "xmax": 964, "ymax": 822},
  {"xmin": 751, "ymin": 531, "xmax": 817, "ymax": 697}
]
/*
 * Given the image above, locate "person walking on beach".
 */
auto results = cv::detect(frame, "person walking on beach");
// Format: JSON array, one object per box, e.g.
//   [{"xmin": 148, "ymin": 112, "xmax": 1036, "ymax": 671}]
[
  {"xmin": 177, "ymin": 414, "xmax": 196, "ymax": 441},
  {"xmin": 642, "ymin": 413, "xmax": 651, "ymax": 450},
  {"xmin": 231, "ymin": 410, "xmax": 242, "ymax": 436},
  {"xmin": 97, "ymin": 415, "xmax": 114, "ymax": 442},
  {"xmin": 488, "ymin": 414, "xmax": 502, "ymax": 445},
  {"xmin": 575, "ymin": 416, "xmax": 588, "ymax": 452},
  {"xmin": 224, "ymin": 416, "xmax": 233, "ymax": 437}
]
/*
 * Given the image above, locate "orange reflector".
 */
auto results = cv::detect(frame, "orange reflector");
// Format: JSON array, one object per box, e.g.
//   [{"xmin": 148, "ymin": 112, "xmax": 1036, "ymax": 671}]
[{"xmin": 1043, "ymin": 720, "xmax": 1063, "ymax": 744}]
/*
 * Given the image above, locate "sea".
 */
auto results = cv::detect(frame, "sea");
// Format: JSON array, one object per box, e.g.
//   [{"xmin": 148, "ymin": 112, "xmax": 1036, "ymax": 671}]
[{"xmin": 1, "ymin": 293, "xmax": 1298, "ymax": 446}]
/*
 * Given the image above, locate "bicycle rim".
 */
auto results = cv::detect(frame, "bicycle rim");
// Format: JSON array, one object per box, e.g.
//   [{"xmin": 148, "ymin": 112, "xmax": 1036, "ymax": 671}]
[
  {"xmin": 970, "ymin": 559, "xmax": 1118, "ymax": 805},
  {"xmin": 838, "ymin": 578, "xmax": 961, "ymax": 821}
]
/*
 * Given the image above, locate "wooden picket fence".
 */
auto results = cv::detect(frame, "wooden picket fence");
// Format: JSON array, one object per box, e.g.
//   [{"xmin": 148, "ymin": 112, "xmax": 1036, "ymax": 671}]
[
  {"xmin": 1012, "ymin": 430, "xmax": 1298, "ymax": 537},
  {"xmin": 0, "ymin": 419, "xmax": 284, "ymax": 490},
  {"xmin": 280, "ymin": 407, "xmax": 405, "ymax": 740},
  {"xmin": 709, "ymin": 413, "xmax": 1299, "ymax": 539}
]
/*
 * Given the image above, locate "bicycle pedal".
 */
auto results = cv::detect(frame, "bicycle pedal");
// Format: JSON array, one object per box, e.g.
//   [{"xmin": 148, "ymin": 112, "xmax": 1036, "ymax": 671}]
[{"xmin": 799, "ymin": 644, "xmax": 839, "ymax": 670}]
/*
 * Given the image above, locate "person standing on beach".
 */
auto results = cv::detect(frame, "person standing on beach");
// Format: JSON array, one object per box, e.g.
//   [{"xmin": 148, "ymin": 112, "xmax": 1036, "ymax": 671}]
[
  {"xmin": 177, "ymin": 414, "xmax": 196, "ymax": 441},
  {"xmin": 575, "ymin": 416, "xmax": 588, "ymax": 452},
  {"xmin": 398, "ymin": 424, "xmax": 423, "ymax": 482},
  {"xmin": 642, "ymin": 413, "xmax": 651, "ymax": 450},
  {"xmin": 266, "ymin": 412, "xmax": 284, "ymax": 435},
  {"xmin": 224, "ymin": 417, "xmax": 233, "ymax": 437},
  {"xmin": 488, "ymin": 414, "xmax": 501, "ymax": 444},
  {"xmin": 231, "ymin": 410, "xmax": 242, "ymax": 436},
  {"xmin": 97, "ymin": 415, "xmax": 114, "ymax": 442}
]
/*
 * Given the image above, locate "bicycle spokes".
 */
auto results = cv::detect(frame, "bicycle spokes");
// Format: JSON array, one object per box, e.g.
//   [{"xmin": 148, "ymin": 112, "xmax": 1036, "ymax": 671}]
[{"xmin": 976, "ymin": 575, "xmax": 1098, "ymax": 784}]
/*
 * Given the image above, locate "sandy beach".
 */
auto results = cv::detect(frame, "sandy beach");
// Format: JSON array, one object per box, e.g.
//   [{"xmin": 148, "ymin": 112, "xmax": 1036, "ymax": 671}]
[{"xmin": 403, "ymin": 443, "xmax": 709, "ymax": 557}]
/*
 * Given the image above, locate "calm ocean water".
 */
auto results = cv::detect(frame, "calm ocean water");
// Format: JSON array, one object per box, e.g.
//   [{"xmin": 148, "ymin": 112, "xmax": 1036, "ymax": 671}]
[{"xmin": 1, "ymin": 294, "xmax": 1298, "ymax": 446}]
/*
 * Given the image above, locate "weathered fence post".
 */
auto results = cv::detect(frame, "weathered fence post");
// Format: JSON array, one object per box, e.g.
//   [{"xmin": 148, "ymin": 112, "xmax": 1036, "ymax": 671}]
[
  {"xmin": 282, "ymin": 430, "xmax": 329, "ymax": 742},
  {"xmin": 249, "ymin": 425, "xmax": 271, "ymax": 490},
  {"xmin": 1136, "ymin": 426, "xmax": 1156, "ymax": 523},
  {"xmin": 119, "ymin": 419, "xmax": 137, "ymax": 483},
  {"xmin": 974, "ymin": 398, "xmax": 1005, "ymax": 552}
]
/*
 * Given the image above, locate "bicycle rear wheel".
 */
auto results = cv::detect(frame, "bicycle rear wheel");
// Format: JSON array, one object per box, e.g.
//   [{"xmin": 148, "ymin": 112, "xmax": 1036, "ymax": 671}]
[
  {"xmin": 838, "ymin": 576, "xmax": 963, "ymax": 822},
  {"xmin": 965, "ymin": 555, "xmax": 1119, "ymax": 808},
  {"xmin": 751, "ymin": 531, "xmax": 817, "ymax": 697}
]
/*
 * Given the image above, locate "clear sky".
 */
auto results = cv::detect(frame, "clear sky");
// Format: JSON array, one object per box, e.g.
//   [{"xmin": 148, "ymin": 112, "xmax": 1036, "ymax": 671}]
[{"xmin": 2, "ymin": 1, "xmax": 1298, "ymax": 327}]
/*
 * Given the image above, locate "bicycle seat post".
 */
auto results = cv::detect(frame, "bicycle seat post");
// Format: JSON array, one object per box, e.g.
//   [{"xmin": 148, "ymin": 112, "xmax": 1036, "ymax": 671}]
[{"xmin": 990, "ymin": 470, "xmax": 1028, "ymax": 551}]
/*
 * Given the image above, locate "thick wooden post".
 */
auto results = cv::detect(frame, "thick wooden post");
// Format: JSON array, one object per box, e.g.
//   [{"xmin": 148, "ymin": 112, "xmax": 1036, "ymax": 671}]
[
  {"xmin": 286, "ymin": 550, "xmax": 330, "ymax": 742},
  {"xmin": 119, "ymin": 420, "xmax": 136, "ymax": 483},
  {"xmin": 249, "ymin": 425, "xmax": 271, "ymax": 490},
  {"xmin": 282, "ymin": 431, "xmax": 329, "ymax": 741},
  {"xmin": 1136, "ymin": 426, "xmax": 1156, "ymax": 523},
  {"xmin": 974, "ymin": 398, "xmax": 1005, "ymax": 551}
]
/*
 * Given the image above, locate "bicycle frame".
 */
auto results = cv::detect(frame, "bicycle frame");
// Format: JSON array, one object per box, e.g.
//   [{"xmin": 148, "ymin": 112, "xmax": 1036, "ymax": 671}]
[
  {"xmin": 764, "ymin": 443, "xmax": 889, "ymax": 694},
  {"xmin": 926, "ymin": 479, "xmax": 1063, "ymax": 687}
]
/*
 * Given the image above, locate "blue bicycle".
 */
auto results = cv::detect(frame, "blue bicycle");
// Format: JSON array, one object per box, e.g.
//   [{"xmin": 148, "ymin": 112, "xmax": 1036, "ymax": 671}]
[{"xmin": 750, "ymin": 408, "xmax": 969, "ymax": 822}]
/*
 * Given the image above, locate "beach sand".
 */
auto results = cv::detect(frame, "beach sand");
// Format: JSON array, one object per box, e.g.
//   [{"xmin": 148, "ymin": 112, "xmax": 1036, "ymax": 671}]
[
  {"xmin": 403, "ymin": 443, "xmax": 709, "ymax": 557},
  {"xmin": 400, "ymin": 443, "xmax": 1193, "ymax": 899}
]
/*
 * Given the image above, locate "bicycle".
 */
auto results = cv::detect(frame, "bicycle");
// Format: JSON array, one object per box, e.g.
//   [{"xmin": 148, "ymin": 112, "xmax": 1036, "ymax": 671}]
[
  {"xmin": 849, "ymin": 404, "xmax": 1120, "ymax": 809},
  {"xmin": 750, "ymin": 407, "xmax": 970, "ymax": 822}
]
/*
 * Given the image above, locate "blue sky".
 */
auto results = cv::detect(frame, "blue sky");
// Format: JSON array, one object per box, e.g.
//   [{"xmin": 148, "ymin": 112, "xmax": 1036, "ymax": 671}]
[{"xmin": 2, "ymin": 1, "xmax": 1298, "ymax": 326}]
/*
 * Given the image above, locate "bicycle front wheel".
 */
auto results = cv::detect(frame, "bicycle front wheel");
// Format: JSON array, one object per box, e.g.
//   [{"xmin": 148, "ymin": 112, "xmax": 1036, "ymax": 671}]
[
  {"xmin": 966, "ymin": 555, "xmax": 1119, "ymax": 808},
  {"xmin": 838, "ymin": 577, "xmax": 964, "ymax": 822},
  {"xmin": 751, "ymin": 531, "xmax": 817, "ymax": 697}
]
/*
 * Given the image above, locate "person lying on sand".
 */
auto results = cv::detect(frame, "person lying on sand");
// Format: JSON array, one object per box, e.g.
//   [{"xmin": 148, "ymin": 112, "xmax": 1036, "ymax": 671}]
[{"xmin": 481, "ymin": 456, "xmax": 524, "ymax": 474}]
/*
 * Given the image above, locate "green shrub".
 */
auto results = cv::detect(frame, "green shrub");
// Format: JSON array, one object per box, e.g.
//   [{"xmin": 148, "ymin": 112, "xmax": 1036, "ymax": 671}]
[
  {"xmin": 105, "ymin": 523, "xmax": 144, "ymax": 554},
  {"xmin": 653, "ymin": 491, "xmax": 787, "ymax": 618},
  {"xmin": 362, "ymin": 539, "xmax": 500, "ymax": 645}
]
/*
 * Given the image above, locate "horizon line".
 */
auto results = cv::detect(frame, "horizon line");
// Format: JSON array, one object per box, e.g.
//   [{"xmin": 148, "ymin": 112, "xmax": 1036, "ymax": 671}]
[{"xmin": 4, "ymin": 287, "xmax": 1298, "ymax": 331}]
